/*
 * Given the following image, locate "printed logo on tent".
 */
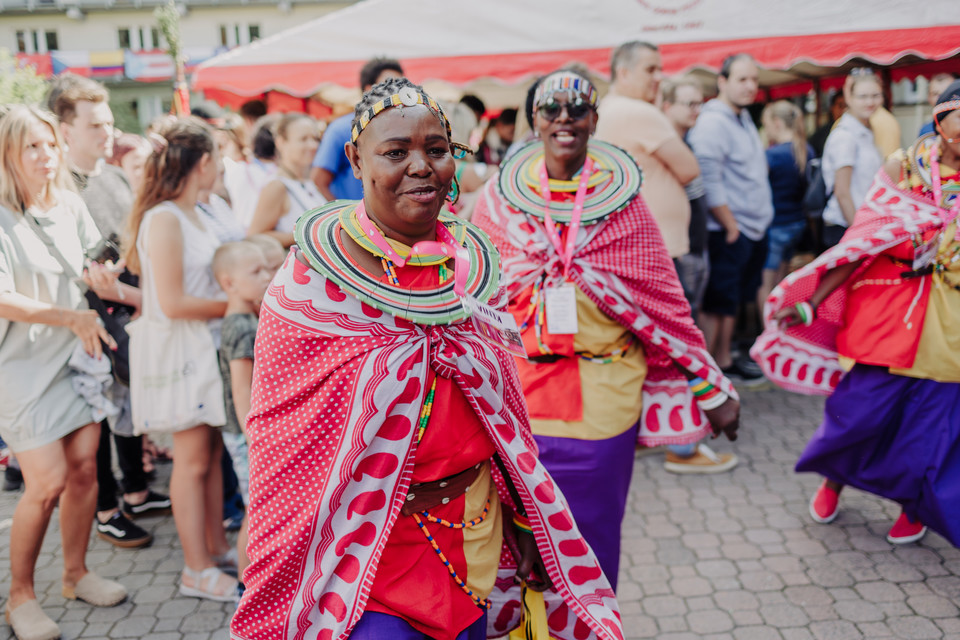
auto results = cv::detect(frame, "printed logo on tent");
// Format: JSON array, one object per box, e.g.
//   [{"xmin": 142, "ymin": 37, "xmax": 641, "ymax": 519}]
[{"xmin": 636, "ymin": 0, "xmax": 702, "ymax": 14}]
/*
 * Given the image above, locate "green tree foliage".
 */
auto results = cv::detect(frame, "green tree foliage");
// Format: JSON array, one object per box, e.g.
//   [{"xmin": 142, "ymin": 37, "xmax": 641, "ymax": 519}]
[{"xmin": 0, "ymin": 48, "xmax": 49, "ymax": 106}]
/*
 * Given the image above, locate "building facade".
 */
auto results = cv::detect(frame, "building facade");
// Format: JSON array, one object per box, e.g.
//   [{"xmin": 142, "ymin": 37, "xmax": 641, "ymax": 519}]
[{"xmin": 1, "ymin": 0, "xmax": 352, "ymax": 129}]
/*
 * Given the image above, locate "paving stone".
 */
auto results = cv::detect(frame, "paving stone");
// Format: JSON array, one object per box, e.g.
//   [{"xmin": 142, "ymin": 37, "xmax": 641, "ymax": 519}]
[
  {"xmin": 785, "ymin": 586, "xmax": 834, "ymax": 607},
  {"xmin": 809, "ymin": 620, "xmax": 861, "ymax": 640},
  {"xmin": 855, "ymin": 581, "xmax": 906, "ymax": 603},
  {"xmin": 732, "ymin": 626, "xmax": 784, "ymax": 640},
  {"xmin": 715, "ymin": 590, "xmax": 761, "ymax": 611},
  {"xmin": 759, "ymin": 603, "xmax": 809, "ymax": 628},
  {"xmin": 856, "ymin": 622, "xmax": 894, "ymax": 637},
  {"xmin": 687, "ymin": 609, "xmax": 735, "ymax": 634},
  {"xmin": 642, "ymin": 595, "xmax": 688, "ymax": 617},
  {"xmin": 110, "ymin": 616, "xmax": 156, "ymax": 637},
  {"xmin": 906, "ymin": 594, "xmax": 960, "ymax": 618},
  {"xmin": 831, "ymin": 599, "xmax": 884, "ymax": 622},
  {"xmin": 885, "ymin": 616, "xmax": 944, "ymax": 639}
]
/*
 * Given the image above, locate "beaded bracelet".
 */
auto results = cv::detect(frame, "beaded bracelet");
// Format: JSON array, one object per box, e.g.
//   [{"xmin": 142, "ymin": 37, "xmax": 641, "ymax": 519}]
[
  {"xmin": 794, "ymin": 301, "xmax": 815, "ymax": 327},
  {"xmin": 697, "ymin": 391, "xmax": 729, "ymax": 411},
  {"xmin": 513, "ymin": 513, "xmax": 534, "ymax": 535}
]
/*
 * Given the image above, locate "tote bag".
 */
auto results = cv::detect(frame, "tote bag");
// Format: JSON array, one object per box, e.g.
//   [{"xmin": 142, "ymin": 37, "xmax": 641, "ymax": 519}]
[{"xmin": 129, "ymin": 205, "xmax": 226, "ymax": 434}]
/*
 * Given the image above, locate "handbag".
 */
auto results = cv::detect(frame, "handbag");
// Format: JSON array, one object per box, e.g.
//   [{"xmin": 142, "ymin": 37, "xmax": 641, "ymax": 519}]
[
  {"xmin": 18, "ymin": 207, "xmax": 131, "ymax": 385},
  {"xmin": 127, "ymin": 206, "xmax": 226, "ymax": 434},
  {"xmin": 126, "ymin": 314, "xmax": 225, "ymax": 434}
]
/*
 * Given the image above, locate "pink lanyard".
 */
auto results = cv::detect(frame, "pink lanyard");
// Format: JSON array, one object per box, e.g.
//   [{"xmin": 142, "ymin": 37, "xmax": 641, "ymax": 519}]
[
  {"xmin": 930, "ymin": 142, "xmax": 960, "ymax": 225},
  {"xmin": 355, "ymin": 200, "xmax": 470, "ymax": 296},
  {"xmin": 538, "ymin": 157, "xmax": 594, "ymax": 278}
]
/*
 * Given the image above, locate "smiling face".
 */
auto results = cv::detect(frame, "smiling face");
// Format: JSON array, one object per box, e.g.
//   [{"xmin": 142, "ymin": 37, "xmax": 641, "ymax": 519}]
[
  {"xmin": 345, "ymin": 105, "xmax": 455, "ymax": 243},
  {"xmin": 19, "ymin": 118, "xmax": 60, "ymax": 197},
  {"xmin": 533, "ymin": 90, "xmax": 598, "ymax": 180}
]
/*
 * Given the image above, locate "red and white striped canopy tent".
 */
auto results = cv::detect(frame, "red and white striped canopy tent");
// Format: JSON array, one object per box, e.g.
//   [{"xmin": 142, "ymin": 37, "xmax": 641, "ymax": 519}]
[{"xmin": 192, "ymin": 0, "xmax": 960, "ymax": 101}]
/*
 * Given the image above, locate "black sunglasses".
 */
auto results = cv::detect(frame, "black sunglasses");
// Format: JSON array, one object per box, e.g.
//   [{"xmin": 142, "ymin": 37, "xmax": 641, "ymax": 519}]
[{"xmin": 538, "ymin": 98, "xmax": 592, "ymax": 122}]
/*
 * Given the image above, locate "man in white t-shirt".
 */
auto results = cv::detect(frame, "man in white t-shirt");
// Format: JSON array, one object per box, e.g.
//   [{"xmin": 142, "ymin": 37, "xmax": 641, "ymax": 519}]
[{"xmin": 595, "ymin": 41, "xmax": 700, "ymax": 259}]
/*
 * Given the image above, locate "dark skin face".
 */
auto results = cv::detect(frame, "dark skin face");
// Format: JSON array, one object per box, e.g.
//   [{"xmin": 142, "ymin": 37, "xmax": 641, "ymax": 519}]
[
  {"xmin": 345, "ymin": 106, "xmax": 455, "ymax": 246},
  {"xmin": 532, "ymin": 92, "xmax": 598, "ymax": 181}
]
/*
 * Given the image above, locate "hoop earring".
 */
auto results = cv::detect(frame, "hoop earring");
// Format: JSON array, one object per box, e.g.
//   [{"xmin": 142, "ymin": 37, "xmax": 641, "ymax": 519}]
[{"xmin": 447, "ymin": 174, "xmax": 461, "ymax": 206}]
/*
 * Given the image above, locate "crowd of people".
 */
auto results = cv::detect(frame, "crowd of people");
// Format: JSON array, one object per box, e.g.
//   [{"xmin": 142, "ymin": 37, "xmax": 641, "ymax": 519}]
[{"xmin": 0, "ymin": 40, "xmax": 957, "ymax": 640}]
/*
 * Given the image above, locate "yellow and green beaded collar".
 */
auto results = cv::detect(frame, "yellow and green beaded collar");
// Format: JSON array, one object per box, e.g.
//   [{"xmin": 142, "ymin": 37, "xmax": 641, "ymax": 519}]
[
  {"xmin": 338, "ymin": 202, "xmax": 468, "ymax": 266},
  {"xmin": 498, "ymin": 140, "xmax": 642, "ymax": 225}
]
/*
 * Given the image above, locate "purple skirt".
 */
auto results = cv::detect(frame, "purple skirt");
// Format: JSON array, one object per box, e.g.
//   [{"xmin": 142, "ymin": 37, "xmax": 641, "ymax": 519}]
[
  {"xmin": 797, "ymin": 364, "xmax": 960, "ymax": 546},
  {"xmin": 350, "ymin": 610, "xmax": 486, "ymax": 640},
  {"xmin": 535, "ymin": 423, "xmax": 639, "ymax": 590}
]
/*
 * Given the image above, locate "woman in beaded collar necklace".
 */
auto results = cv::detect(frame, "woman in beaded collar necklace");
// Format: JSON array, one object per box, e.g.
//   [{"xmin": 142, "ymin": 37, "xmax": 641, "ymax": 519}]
[{"xmin": 473, "ymin": 70, "xmax": 741, "ymax": 591}]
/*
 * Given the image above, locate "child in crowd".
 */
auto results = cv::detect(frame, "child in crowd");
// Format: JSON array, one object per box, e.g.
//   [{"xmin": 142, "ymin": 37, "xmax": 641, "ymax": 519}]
[
  {"xmin": 212, "ymin": 240, "xmax": 273, "ymax": 581},
  {"xmin": 246, "ymin": 233, "xmax": 285, "ymax": 276}
]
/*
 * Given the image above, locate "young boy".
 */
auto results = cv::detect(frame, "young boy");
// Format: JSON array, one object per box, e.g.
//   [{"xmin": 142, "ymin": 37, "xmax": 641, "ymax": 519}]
[
  {"xmin": 212, "ymin": 240, "xmax": 273, "ymax": 580},
  {"xmin": 247, "ymin": 233, "xmax": 285, "ymax": 278}
]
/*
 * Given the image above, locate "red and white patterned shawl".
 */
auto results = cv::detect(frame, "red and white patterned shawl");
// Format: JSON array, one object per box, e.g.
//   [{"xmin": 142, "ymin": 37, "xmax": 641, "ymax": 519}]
[
  {"xmin": 750, "ymin": 172, "xmax": 943, "ymax": 395},
  {"xmin": 231, "ymin": 252, "xmax": 623, "ymax": 640},
  {"xmin": 472, "ymin": 179, "xmax": 736, "ymax": 446}
]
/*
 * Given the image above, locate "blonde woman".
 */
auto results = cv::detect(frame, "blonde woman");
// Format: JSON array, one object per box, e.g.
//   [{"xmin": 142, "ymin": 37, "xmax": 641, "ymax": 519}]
[
  {"xmin": 758, "ymin": 100, "xmax": 813, "ymax": 306},
  {"xmin": 0, "ymin": 106, "xmax": 129, "ymax": 640},
  {"xmin": 248, "ymin": 113, "xmax": 325, "ymax": 247}
]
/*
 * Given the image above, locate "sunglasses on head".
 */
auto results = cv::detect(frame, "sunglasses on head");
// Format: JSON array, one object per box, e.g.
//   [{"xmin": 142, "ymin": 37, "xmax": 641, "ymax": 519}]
[{"xmin": 537, "ymin": 97, "xmax": 592, "ymax": 122}]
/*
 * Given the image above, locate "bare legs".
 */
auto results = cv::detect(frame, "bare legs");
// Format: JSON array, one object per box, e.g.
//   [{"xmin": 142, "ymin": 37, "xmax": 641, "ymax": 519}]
[
  {"xmin": 8, "ymin": 422, "xmax": 99, "ymax": 610},
  {"xmin": 170, "ymin": 425, "xmax": 234, "ymax": 594},
  {"xmin": 701, "ymin": 311, "xmax": 738, "ymax": 369}
]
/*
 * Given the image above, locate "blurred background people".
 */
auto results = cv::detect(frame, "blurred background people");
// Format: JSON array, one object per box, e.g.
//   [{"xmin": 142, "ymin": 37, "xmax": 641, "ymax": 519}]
[
  {"xmin": 0, "ymin": 105, "xmax": 129, "ymax": 640},
  {"xmin": 248, "ymin": 113, "xmax": 324, "ymax": 247},
  {"xmin": 821, "ymin": 69, "xmax": 884, "ymax": 247},
  {"xmin": 689, "ymin": 54, "xmax": 773, "ymax": 385},
  {"xmin": 758, "ymin": 101, "xmax": 813, "ymax": 307},
  {"xmin": 310, "ymin": 57, "xmax": 404, "ymax": 201}
]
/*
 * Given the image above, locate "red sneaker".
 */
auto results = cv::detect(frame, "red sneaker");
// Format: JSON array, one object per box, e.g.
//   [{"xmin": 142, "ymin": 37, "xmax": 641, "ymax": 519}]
[
  {"xmin": 809, "ymin": 481, "xmax": 840, "ymax": 523},
  {"xmin": 886, "ymin": 512, "xmax": 927, "ymax": 544}
]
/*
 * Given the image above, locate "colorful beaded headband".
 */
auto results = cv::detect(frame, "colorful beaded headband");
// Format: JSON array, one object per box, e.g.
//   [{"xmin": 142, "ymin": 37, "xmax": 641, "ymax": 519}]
[
  {"xmin": 533, "ymin": 72, "xmax": 599, "ymax": 109},
  {"xmin": 351, "ymin": 86, "xmax": 451, "ymax": 144},
  {"xmin": 933, "ymin": 100, "xmax": 960, "ymax": 118}
]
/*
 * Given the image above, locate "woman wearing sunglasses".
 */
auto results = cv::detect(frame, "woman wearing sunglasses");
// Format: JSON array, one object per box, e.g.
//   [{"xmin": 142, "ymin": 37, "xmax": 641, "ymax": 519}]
[{"xmin": 473, "ymin": 70, "xmax": 741, "ymax": 590}]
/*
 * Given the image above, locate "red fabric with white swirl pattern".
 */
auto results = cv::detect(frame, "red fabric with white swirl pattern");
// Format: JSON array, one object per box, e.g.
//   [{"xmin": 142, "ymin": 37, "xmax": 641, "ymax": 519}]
[
  {"xmin": 750, "ymin": 172, "xmax": 944, "ymax": 395},
  {"xmin": 230, "ymin": 251, "xmax": 623, "ymax": 640},
  {"xmin": 473, "ymin": 180, "xmax": 734, "ymax": 446}
]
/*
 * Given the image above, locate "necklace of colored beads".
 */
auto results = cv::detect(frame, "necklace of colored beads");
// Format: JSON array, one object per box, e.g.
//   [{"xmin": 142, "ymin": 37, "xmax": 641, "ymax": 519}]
[
  {"xmin": 379, "ymin": 257, "xmax": 451, "ymax": 288},
  {"xmin": 412, "ymin": 500, "xmax": 493, "ymax": 610},
  {"xmin": 415, "ymin": 376, "xmax": 437, "ymax": 443},
  {"xmin": 578, "ymin": 335, "xmax": 636, "ymax": 364}
]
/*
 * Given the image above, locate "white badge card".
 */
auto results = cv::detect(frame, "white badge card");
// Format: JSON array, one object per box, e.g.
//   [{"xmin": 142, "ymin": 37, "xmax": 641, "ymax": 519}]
[
  {"xmin": 544, "ymin": 285, "xmax": 579, "ymax": 335},
  {"xmin": 462, "ymin": 296, "xmax": 528, "ymax": 359}
]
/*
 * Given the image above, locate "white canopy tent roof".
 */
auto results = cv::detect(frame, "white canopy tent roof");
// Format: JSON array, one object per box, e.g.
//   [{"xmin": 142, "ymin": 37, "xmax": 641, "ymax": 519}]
[{"xmin": 194, "ymin": 0, "xmax": 960, "ymax": 102}]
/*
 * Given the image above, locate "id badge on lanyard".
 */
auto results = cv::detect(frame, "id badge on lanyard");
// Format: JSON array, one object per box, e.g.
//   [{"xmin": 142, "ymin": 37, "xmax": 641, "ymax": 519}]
[
  {"xmin": 538, "ymin": 158, "xmax": 593, "ymax": 336},
  {"xmin": 462, "ymin": 295, "xmax": 527, "ymax": 358}
]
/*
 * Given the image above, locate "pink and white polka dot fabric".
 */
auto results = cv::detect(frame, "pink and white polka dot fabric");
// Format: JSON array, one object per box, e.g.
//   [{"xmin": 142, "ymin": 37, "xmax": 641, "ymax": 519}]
[
  {"xmin": 231, "ymin": 251, "xmax": 623, "ymax": 640},
  {"xmin": 473, "ymin": 180, "xmax": 735, "ymax": 447}
]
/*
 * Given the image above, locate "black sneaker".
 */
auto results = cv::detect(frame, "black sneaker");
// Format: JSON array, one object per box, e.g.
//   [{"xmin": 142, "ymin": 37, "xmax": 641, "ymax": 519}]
[
  {"xmin": 721, "ymin": 360, "xmax": 766, "ymax": 387},
  {"xmin": 97, "ymin": 512, "xmax": 153, "ymax": 548},
  {"xmin": 3, "ymin": 466, "xmax": 22, "ymax": 492},
  {"xmin": 122, "ymin": 490, "xmax": 172, "ymax": 518}
]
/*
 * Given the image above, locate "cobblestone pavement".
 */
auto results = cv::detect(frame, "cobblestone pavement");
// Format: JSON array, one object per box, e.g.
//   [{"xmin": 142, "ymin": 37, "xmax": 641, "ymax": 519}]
[{"xmin": 1, "ymin": 386, "xmax": 958, "ymax": 639}]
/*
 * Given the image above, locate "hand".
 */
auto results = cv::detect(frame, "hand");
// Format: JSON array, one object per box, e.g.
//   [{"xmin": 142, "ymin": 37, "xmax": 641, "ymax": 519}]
[
  {"xmin": 725, "ymin": 225, "xmax": 740, "ymax": 245},
  {"xmin": 83, "ymin": 260, "xmax": 123, "ymax": 297},
  {"xmin": 66, "ymin": 309, "xmax": 116, "ymax": 358},
  {"xmin": 774, "ymin": 306, "xmax": 802, "ymax": 328},
  {"xmin": 705, "ymin": 397, "xmax": 740, "ymax": 441},
  {"xmin": 515, "ymin": 529, "xmax": 553, "ymax": 592}
]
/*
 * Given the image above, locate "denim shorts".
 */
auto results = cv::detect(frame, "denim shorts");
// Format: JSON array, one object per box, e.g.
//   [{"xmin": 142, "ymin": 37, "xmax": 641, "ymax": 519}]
[{"xmin": 764, "ymin": 220, "xmax": 808, "ymax": 271}]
